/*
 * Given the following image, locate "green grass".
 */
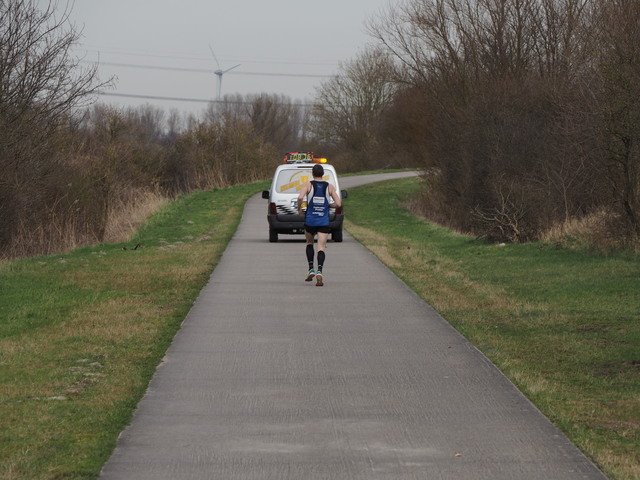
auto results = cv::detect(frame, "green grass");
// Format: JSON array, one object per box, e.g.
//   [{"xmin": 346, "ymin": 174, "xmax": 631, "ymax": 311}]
[
  {"xmin": 345, "ymin": 177, "xmax": 640, "ymax": 480},
  {"xmin": 0, "ymin": 182, "xmax": 268, "ymax": 480},
  {"xmin": 1, "ymin": 175, "xmax": 638, "ymax": 479}
]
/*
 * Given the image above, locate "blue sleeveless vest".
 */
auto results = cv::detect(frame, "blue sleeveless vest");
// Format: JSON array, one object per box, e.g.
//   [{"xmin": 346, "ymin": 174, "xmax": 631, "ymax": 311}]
[{"xmin": 305, "ymin": 181, "xmax": 330, "ymax": 227}]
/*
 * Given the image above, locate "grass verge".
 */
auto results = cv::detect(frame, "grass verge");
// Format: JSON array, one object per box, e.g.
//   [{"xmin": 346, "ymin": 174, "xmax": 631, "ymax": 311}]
[
  {"xmin": 0, "ymin": 182, "xmax": 268, "ymax": 480},
  {"xmin": 345, "ymin": 177, "xmax": 639, "ymax": 480}
]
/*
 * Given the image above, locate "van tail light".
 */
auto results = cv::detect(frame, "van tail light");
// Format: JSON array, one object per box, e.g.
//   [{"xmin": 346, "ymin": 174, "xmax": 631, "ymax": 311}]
[
  {"xmin": 268, "ymin": 203, "xmax": 277, "ymax": 215},
  {"xmin": 334, "ymin": 205, "xmax": 343, "ymax": 215}
]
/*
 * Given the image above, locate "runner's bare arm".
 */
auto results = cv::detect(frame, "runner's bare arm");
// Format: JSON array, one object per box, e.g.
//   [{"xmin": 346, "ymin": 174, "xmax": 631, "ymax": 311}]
[
  {"xmin": 297, "ymin": 183, "xmax": 310, "ymax": 215},
  {"xmin": 329, "ymin": 184, "xmax": 341, "ymax": 208}
]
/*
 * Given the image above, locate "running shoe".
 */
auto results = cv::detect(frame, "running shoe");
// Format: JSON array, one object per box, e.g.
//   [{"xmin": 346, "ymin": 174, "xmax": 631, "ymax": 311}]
[
  {"xmin": 305, "ymin": 269, "xmax": 315, "ymax": 282},
  {"xmin": 315, "ymin": 273, "xmax": 323, "ymax": 286}
]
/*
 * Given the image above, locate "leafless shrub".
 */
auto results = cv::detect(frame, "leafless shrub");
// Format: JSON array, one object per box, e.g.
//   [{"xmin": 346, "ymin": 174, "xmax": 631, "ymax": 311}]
[
  {"xmin": 167, "ymin": 115, "xmax": 278, "ymax": 193},
  {"xmin": 1, "ymin": 85, "xmax": 300, "ymax": 259},
  {"xmin": 472, "ymin": 179, "xmax": 529, "ymax": 243}
]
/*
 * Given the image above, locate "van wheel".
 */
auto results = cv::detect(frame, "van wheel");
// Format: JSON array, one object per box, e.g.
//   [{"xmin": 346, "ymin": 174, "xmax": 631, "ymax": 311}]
[
  {"xmin": 332, "ymin": 229, "xmax": 343, "ymax": 242},
  {"xmin": 269, "ymin": 229, "xmax": 278, "ymax": 243}
]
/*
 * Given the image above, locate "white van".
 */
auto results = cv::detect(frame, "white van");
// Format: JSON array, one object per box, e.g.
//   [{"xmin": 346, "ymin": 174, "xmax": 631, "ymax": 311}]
[{"xmin": 261, "ymin": 152, "xmax": 347, "ymax": 243}]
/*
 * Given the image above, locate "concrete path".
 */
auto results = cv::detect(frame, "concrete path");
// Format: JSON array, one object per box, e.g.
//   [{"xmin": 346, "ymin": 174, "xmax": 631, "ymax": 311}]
[{"xmin": 100, "ymin": 172, "xmax": 606, "ymax": 479}]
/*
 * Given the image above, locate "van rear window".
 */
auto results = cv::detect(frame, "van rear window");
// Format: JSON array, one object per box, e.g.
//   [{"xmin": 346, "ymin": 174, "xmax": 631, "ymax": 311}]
[{"xmin": 276, "ymin": 169, "xmax": 336, "ymax": 194}]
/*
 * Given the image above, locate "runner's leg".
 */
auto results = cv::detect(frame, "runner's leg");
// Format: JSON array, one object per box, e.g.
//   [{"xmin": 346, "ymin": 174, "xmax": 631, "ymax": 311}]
[
  {"xmin": 315, "ymin": 232, "xmax": 328, "ymax": 286},
  {"xmin": 305, "ymin": 230, "xmax": 316, "ymax": 281}
]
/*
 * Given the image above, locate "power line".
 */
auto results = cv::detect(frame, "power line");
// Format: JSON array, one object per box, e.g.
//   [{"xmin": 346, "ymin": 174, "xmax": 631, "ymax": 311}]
[
  {"xmin": 79, "ymin": 47, "xmax": 339, "ymax": 67},
  {"xmin": 98, "ymin": 91, "xmax": 212, "ymax": 103},
  {"xmin": 86, "ymin": 60, "xmax": 332, "ymax": 78},
  {"xmin": 97, "ymin": 91, "xmax": 317, "ymax": 107}
]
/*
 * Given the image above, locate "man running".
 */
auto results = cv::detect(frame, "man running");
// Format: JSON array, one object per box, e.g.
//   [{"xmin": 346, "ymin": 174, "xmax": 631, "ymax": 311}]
[{"xmin": 297, "ymin": 164, "xmax": 342, "ymax": 286}]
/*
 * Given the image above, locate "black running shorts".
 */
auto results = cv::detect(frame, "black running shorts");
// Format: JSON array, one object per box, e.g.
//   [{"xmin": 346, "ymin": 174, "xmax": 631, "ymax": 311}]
[{"xmin": 305, "ymin": 225, "xmax": 331, "ymax": 235}]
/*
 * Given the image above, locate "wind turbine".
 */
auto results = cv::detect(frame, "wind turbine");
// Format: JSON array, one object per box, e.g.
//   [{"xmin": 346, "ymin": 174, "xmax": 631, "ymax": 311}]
[{"xmin": 208, "ymin": 44, "xmax": 240, "ymax": 100}]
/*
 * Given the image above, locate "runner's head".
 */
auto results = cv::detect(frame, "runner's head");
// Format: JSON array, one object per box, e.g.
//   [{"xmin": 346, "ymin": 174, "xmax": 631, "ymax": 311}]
[{"xmin": 312, "ymin": 164, "xmax": 324, "ymax": 178}]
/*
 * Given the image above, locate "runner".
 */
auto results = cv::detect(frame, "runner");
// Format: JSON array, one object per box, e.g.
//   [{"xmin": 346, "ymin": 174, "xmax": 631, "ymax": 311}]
[{"xmin": 297, "ymin": 164, "xmax": 342, "ymax": 286}]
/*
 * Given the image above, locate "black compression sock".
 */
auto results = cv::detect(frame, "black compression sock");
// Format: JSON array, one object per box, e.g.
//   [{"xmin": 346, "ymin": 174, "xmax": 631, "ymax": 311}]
[
  {"xmin": 317, "ymin": 250, "xmax": 325, "ymax": 273},
  {"xmin": 306, "ymin": 244, "xmax": 315, "ymax": 270}
]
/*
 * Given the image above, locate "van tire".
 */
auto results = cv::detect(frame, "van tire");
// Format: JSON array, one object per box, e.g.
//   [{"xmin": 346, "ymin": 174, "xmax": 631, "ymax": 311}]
[
  {"xmin": 332, "ymin": 229, "xmax": 343, "ymax": 243},
  {"xmin": 269, "ymin": 228, "xmax": 278, "ymax": 243}
]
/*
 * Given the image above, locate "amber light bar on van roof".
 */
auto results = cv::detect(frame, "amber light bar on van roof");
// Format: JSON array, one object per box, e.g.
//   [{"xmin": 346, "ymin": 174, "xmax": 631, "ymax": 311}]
[{"xmin": 282, "ymin": 152, "xmax": 327, "ymax": 164}]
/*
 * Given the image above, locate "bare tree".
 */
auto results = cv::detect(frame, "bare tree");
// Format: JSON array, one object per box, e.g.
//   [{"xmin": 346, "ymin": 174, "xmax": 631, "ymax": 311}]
[
  {"xmin": 589, "ymin": 0, "xmax": 640, "ymax": 239},
  {"xmin": 204, "ymin": 93, "xmax": 308, "ymax": 151},
  {"xmin": 366, "ymin": 0, "xmax": 610, "ymax": 242},
  {"xmin": 0, "ymin": 0, "xmax": 106, "ymax": 155},
  {"xmin": 311, "ymin": 46, "xmax": 397, "ymax": 169},
  {"xmin": 0, "ymin": 0, "xmax": 109, "ymax": 251},
  {"xmin": 249, "ymin": 94, "xmax": 306, "ymax": 151}
]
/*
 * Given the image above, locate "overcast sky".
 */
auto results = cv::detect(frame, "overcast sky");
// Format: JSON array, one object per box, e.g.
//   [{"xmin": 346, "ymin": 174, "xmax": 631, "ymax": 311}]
[{"xmin": 66, "ymin": 0, "xmax": 394, "ymax": 117}]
